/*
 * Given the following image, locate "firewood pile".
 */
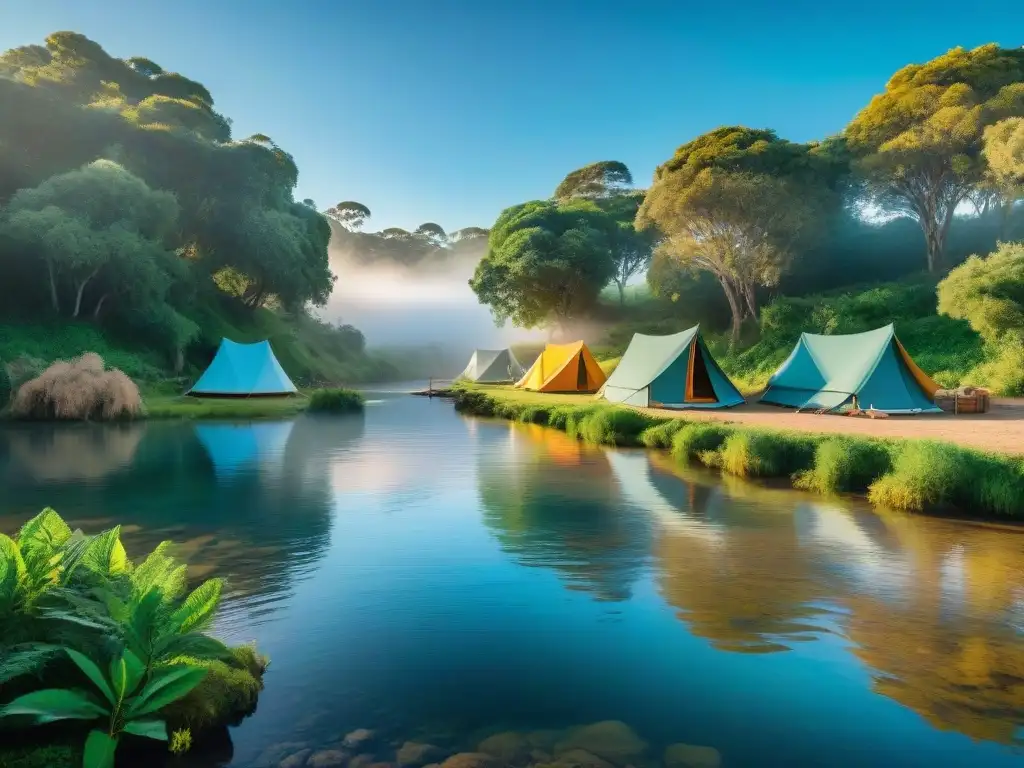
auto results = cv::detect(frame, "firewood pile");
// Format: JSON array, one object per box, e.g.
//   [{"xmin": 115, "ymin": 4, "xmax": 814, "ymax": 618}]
[{"xmin": 934, "ymin": 386, "xmax": 990, "ymax": 414}]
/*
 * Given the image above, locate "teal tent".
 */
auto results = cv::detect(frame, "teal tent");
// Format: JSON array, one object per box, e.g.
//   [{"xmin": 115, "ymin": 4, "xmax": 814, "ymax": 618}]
[
  {"xmin": 600, "ymin": 326, "xmax": 744, "ymax": 409},
  {"xmin": 760, "ymin": 324, "xmax": 941, "ymax": 413},
  {"xmin": 188, "ymin": 339, "xmax": 298, "ymax": 397}
]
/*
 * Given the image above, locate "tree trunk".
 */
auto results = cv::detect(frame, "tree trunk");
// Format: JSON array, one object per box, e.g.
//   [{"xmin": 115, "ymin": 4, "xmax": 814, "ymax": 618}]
[
  {"xmin": 741, "ymin": 281, "xmax": 758, "ymax": 322},
  {"xmin": 616, "ymin": 280, "xmax": 625, "ymax": 306},
  {"xmin": 71, "ymin": 270, "xmax": 99, "ymax": 319},
  {"xmin": 92, "ymin": 294, "xmax": 109, "ymax": 319},
  {"xmin": 718, "ymin": 276, "xmax": 743, "ymax": 344},
  {"xmin": 46, "ymin": 261, "xmax": 60, "ymax": 314}
]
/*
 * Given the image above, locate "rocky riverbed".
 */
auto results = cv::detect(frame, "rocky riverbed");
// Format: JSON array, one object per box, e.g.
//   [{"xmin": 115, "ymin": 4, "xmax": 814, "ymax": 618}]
[{"xmin": 252, "ymin": 721, "xmax": 722, "ymax": 768}]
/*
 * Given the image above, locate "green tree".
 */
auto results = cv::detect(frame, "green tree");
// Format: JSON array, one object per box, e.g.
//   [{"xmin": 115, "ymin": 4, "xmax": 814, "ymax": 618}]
[
  {"xmin": 638, "ymin": 127, "xmax": 837, "ymax": 341},
  {"xmin": 554, "ymin": 160, "xmax": 633, "ymax": 200},
  {"xmin": 1, "ymin": 159, "xmax": 179, "ymax": 318},
  {"xmin": 325, "ymin": 200, "xmax": 371, "ymax": 231},
  {"xmin": 845, "ymin": 44, "xmax": 1024, "ymax": 273},
  {"xmin": 937, "ymin": 241, "xmax": 1024, "ymax": 343},
  {"xmin": 983, "ymin": 117, "xmax": 1024, "ymax": 231},
  {"xmin": 470, "ymin": 198, "xmax": 615, "ymax": 331},
  {"xmin": 596, "ymin": 191, "xmax": 658, "ymax": 305}
]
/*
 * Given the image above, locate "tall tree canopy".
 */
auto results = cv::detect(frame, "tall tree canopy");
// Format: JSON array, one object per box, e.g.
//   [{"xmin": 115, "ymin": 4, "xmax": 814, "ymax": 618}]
[
  {"xmin": 0, "ymin": 31, "xmax": 336, "ymax": 362},
  {"xmin": 983, "ymin": 117, "xmax": 1024, "ymax": 219},
  {"xmin": 845, "ymin": 44, "xmax": 1024, "ymax": 273},
  {"xmin": 554, "ymin": 160, "xmax": 634, "ymax": 200},
  {"xmin": 637, "ymin": 127, "xmax": 842, "ymax": 340},
  {"xmin": 470, "ymin": 199, "xmax": 616, "ymax": 330}
]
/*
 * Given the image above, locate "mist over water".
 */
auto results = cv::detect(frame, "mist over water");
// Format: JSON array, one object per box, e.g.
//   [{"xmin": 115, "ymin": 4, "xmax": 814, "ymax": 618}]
[{"xmin": 321, "ymin": 235, "xmax": 544, "ymax": 358}]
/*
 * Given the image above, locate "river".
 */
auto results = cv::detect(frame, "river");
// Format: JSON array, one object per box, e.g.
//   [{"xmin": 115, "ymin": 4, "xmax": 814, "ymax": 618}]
[{"xmin": 1, "ymin": 393, "xmax": 1022, "ymax": 767}]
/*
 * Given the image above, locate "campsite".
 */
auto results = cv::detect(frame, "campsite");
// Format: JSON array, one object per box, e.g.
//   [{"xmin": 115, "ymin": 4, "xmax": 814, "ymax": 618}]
[{"xmin": 3, "ymin": 10, "xmax": 1024, "ymax": 768}]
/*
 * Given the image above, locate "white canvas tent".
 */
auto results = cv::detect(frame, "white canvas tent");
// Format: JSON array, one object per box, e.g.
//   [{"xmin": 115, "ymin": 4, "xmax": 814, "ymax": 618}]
[{"xmin": 459, "ymin": 348, "xmax": 525, "ymax": 383}]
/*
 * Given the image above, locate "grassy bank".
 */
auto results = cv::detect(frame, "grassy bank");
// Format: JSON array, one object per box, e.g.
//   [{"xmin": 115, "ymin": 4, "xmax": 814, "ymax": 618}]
[
  {"xmin": 452, "ymin": 388, "xmax": 1024, "ymax": 519},
  {"xmin": 141, "ymin": 394, "xmax": 311, "ymax": 420}
]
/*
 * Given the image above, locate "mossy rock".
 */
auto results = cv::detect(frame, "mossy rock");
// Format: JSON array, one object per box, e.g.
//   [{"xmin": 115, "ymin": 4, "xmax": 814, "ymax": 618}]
[{"xmin": 162, "ymin": 644, "xmax": 268, "ymax": 734}]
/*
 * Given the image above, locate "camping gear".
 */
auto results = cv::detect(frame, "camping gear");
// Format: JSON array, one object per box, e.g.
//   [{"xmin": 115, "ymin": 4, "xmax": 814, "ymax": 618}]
[
  {"xmin": 187, "ymin": 339, "xmax": 298, "ymax": 397},
  {"xmin": 599, "ymin": 326, "xmax": 744, "ymax": 409},
  {"xmin": 459, "ymin": 348, "xmax": 525, "ymax": 383},
  {"xmin": 934, "ymin": 386, "xmax": 990, "ymax": 414},
  {"xmin": 515, "ymin": 341, "xmax": 606, "ymax": 393},
  {"xmin": 761, "ymin": 324, "xmax": 941, "ymax": 414}
]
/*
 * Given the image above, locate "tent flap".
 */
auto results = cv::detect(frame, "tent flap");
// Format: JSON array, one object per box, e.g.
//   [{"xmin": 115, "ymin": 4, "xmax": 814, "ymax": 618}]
[
  {"xmin": 602, "ymin": 327, "xmax": 744, "ymax": 409},
  {"xmin": 515, "ymin": 341, "xmax": 606, "ymax": 393},
  {"xmin": 188, "ymin": 339, "xmax": 298, "ymax": 397},
  {"xmin": 761, "ymin": 325, "xmax": 941, "ymax": 413}
]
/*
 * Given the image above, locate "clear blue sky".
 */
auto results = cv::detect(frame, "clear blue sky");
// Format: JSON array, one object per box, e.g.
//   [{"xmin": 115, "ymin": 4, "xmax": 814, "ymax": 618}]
[{"xmin": 2, "ymin": 1, "xmax": 1019, "ymax": 233}]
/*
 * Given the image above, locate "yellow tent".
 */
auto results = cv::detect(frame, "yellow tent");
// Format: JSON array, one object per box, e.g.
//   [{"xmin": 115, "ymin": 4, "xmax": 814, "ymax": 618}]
[{"xmin": 515, "ymin": 341, "xmax": 607, "ymax": 393}]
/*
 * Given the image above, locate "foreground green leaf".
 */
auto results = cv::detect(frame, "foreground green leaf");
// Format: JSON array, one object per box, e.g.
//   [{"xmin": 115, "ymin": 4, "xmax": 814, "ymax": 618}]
[
  {"xmin": 110, "ymin": 649, "xmax": 146, "ymax": 700},
  {"xmin": 127, "ymin": 665, "xmax": 207, "ymax": 718},
  {"xmin": 0, "ymin": 688, "xmax": 107, "ymax": 723},
  {"xmin": 123, "ymin": 718, "xmax": 168, "ymax": 740},
  {"xmin": 66, "ymin": 648, "xmax": 116, "ymax": 705},
  {"xmin": 83, "ymin": 729, "xmax": 118, "ymax": 768}
]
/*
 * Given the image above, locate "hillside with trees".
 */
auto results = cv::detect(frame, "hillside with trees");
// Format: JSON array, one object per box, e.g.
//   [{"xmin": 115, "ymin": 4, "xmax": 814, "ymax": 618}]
[
  {"xmin": 471, "ymin": 43, "xmax": 1024, "ymax": 395},
  {"xmin": 0, "ymin": 32, "xmax": 414, "ymax": 386}
]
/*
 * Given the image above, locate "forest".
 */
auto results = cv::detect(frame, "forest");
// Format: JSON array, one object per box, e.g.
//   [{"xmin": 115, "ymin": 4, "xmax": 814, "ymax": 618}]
[
  {"xmin": 0, "ymin": 31, "xmax": 489, "ymax": 387},
  {"xmin": 470, "ymin": 44, "xmax": 1024, "ymax": 394}
]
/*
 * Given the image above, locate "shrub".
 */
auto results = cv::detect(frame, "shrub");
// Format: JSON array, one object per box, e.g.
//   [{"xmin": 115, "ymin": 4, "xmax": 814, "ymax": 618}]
[
  {"xmin": 307, "ymin": 387, "xmax": 364, "ymax": 413},
  {"xmin": 963, "ymin": 334, "xmax": 1024, "ymax": 396},
  {"xmin": 867, "ymin": 440, "xmax": 968, "ymax": 512},
  {"xmin": 794, "ymin": 437, "xmax": 894, "ymax": 494},
  {"xmin": 576, "ymin": 408, "xmax": 660, "ymax": 446},
  {"xmin": 639, "ymin": 419, "xmax": 687, "ymax": 449},
  {"xmin": 562, "ymin": 406, "xmax": 604, "ymax": 439},
  {"xmin": 670, "ymin": 422, "xmax": 734, "ymax": 461},
  {"xmin": 9, "ymin": 353, "xmax": 141, "ymax": 421},
  {"xmin": 453, "ymin": 390, "xmax": 495, "ymax": 416},
  {"xmin": 718, "ymin": 430, "xmax": 818, "ymax": 478},
  {"xmin": 516, "ymin": 405, "xmax": 552, "ymax": 425}
]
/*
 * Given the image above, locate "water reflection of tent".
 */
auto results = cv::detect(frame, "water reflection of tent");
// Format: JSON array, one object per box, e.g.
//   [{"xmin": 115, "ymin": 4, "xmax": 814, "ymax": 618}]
[
  {"xmin": 604, "ymin": 450, "xmax": 726, "ymax": 546},
  {"xmin": 194, "ymin": 421, "xmax": 295, "ymax": 477}
]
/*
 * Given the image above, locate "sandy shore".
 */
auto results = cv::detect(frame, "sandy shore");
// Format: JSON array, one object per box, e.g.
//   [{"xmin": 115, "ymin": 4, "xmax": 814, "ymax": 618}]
[{"xmin": 644, "ymin": 398, "xmax": 1024, "ymax": 456}]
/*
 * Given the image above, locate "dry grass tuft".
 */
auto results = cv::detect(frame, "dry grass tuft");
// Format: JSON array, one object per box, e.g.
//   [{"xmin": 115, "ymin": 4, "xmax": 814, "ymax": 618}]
[{"xmin": 10, "ymin": 352, "xmax": 143, "ymax": 421}]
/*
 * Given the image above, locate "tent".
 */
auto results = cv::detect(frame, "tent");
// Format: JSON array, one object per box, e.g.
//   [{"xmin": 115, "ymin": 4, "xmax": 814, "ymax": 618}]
[
  {"xmin": 459, "ymin": 348, "xmax": 525, "ymax": 383},
  {"xmin": 600, "ymin": 326, "xmax": 744, "ymax": 409},
  {"xmin": 187, "ymin": 339, "xmax": 298, "ymax": 397},
  {"xmin": 515, "ymin": 341, "xmax": 606, "ymax": 393},
  {"xmin": 760, "ymin": 324, "xmax": 941, "ymax": 413}
]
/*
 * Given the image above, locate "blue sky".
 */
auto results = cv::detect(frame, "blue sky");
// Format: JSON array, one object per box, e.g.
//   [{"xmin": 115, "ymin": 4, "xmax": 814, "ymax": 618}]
[{"xmin": 2, "ymin": 1, "xmax": 1019, "ymax": 233}]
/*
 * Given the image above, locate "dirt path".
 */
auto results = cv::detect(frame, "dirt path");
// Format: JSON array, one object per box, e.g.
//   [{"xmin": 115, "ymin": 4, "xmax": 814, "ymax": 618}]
[{"xmin": 643, "ymin": 399, "xmax": 1024, "ymax": 456}]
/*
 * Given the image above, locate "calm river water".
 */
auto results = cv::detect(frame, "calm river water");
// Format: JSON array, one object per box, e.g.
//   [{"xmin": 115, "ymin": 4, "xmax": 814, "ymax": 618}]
[{"xmin": 1, "ymin": 393, "xmax": 1023, "ymax": 767}]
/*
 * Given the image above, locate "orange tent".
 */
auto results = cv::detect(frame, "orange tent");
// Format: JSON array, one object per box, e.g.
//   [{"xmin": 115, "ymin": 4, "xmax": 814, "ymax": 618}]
[{"xmin": 515, "ymin": 341, "xmax": 606, "ymax": 393}]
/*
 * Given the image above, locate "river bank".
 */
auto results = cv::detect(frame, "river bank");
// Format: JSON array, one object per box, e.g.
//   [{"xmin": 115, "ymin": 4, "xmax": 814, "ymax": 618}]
[{"xmin": 451, "ymin": 386, "xmax": 1024, "ymax": 519}]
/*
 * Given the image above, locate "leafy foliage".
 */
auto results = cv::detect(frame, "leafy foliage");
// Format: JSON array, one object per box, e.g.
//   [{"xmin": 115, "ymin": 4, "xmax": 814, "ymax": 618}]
[
  {"xmin": 470, "ymin": 198, "xmax": 617, "ymax": 329},
  {"xmin": 308, "ymin": 387, "xmax": 365, "ymax": 413}
]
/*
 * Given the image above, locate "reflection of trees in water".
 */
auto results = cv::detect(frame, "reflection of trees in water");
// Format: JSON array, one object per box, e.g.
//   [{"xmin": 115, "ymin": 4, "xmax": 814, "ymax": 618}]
[
  {"xmin": 477, "ymin": 423, "xmax": 650, "ymax": 601},
  {"xmin": 0, "ymin": 422, "xmax": 146, "ymax": 482},
  {"xmin": 841, "ymin": 515, "xmax": 1024, "ymax": 746},
  {"xmin": 0, "ymin": 414, "xmax": 366, "ymax": 622}
]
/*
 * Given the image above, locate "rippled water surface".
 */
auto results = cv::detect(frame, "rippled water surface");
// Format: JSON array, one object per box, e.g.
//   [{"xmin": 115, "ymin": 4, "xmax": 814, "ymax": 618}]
[{"xmin": 2, "ymin": 393, "xmax": 1023, "ymax": 767}]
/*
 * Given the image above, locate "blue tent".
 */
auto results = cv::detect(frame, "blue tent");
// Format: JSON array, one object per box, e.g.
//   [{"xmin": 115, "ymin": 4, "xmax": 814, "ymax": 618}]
[
  {"xmin": 600, "ymin": 326, "xmax": 744, "ymax": 409},
  {"xmin": 187, "ymin": 339, "xmax": 298, "ymax": 397},
  {"xmin": 760, "ymin": 325, "xmax": 941, "ymax": 414}
]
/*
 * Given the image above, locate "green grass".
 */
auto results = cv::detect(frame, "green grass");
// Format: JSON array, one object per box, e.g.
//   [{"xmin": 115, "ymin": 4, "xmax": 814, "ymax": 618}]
[
  {"xmin": 307, "ymin": 387, "xmax": 365, "ymax": 413},
  {"xmin": 0, "ymin": 744, "xmax": 78, "ymax": 768},
  {"xmin": 452, "ymin": 388, "xmax": 1024, "ymax": 519},
  {"xmin": 142, "ymin": 395, "xmax": 308, "ymax": 420}
]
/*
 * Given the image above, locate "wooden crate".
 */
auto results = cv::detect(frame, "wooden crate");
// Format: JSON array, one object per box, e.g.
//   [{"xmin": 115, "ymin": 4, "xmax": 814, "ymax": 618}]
[{"xmin": 934, "ymin": 388, "xmax": 990, "ymax": 414}]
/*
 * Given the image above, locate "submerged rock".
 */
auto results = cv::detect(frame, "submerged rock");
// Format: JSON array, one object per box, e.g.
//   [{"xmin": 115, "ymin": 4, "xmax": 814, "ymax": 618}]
[
  {"xmin": 253, "ymin": 742, "xmax": 310, "ymax": 768},
  {"xmin": 477, "ymin": 731, "xmax": 531, "ymax": 763},
  {"xmin": 526, "ymin": 731, "xmax": 563, "ymax": 751},
  {"xmin": 554, "ymin": 748, "xmax": 615, "ymax": 768},
  {"xmin": 554, "ymin": 722, "xmax": 648, "ymax": 765},
  {"xmin": 663, "ymin": 743, "xmax": 721, "ymax": 768},
  {"xmin": 344, "ymin": 729, "xmax": 379, "ymax": 750},
  {"xmin": 439, "ymin": 752, "xmax": 501, "ymax": 768},
  {"xmin": 309, "ymin": 749, "xmax": 352, "ymax": 768},
  {"xmin": 279, "ymin": 749, "xmax": 313, "ymax": 768},
  {"xmin": 397, "ymin": 742, "xmax": 446, "ymax": 767},
  {"xmin": 350, "ymin": 754, "xmax": 379, "ymax": 768}
]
